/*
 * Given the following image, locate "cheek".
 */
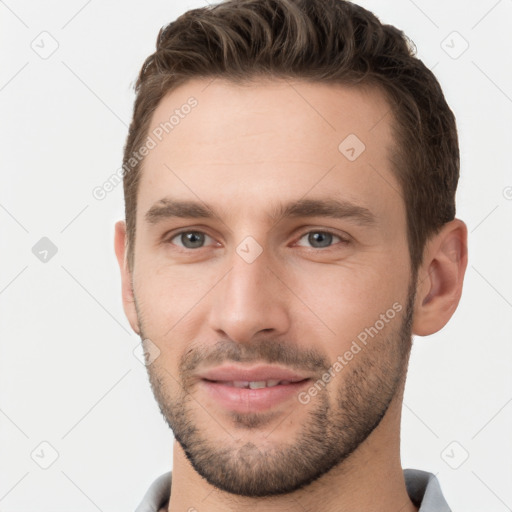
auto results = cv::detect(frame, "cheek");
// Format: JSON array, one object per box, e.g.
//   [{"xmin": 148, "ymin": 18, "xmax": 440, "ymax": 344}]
[
  {"xmin": 133, "ymin": 263, "xmax": 220, "ymax": 346},
  {"xmin": 134, "ymin": 279, "xmax": 194, "ymax": 378},
  {"xmin": 288, "ymin": 258, "xmax": 408, "ymax": 351}
]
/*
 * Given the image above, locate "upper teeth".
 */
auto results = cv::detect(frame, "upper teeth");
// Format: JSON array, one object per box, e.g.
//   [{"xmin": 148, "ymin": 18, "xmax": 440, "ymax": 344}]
[{"xmin": 228, "ymin": 380, "xmax": 291, "ymax": 389}]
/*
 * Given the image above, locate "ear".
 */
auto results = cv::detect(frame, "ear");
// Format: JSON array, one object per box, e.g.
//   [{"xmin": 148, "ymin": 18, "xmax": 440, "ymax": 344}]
[
  {"xmin": 412, "ymin": 219, "xmax": 468, "ymax": 336},
  {"xmin": 114, "ymin": 220, "xmax": 140, "ymax": 335}
]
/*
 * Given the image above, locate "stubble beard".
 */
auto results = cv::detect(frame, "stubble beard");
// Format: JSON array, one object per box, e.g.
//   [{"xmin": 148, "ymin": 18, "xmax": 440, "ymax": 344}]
[{"xmin": 137, "ymin": 280, "xmax": 416, "ymax": 497}]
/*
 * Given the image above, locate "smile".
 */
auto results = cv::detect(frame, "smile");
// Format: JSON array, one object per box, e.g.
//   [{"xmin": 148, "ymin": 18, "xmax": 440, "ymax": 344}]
[{"xmin": 206, "ymin": 379, "xmax": 306, "ymax": 389}]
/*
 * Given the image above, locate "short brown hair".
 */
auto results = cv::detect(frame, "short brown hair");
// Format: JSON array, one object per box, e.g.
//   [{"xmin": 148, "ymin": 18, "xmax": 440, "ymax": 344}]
[{"xmin": 122, "ymin": 0, "xmax": 459, "ymax": 274}]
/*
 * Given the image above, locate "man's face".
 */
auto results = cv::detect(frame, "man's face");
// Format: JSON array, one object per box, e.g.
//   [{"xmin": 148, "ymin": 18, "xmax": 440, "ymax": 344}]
[{"xmin": 126, "ymin": 78, "xmax": 415, "ymax": 496}]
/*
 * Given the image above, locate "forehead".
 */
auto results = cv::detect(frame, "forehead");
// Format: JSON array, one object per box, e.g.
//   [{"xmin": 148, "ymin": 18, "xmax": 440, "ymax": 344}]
[{"xmin": 137, "ymin": 77, "xmax": 402, "ymax": 227}]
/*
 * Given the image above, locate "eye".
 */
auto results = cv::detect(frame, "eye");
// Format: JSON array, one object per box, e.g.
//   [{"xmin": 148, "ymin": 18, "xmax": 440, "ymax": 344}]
[
  {"xmin": 168, "ymin": 230, "xmax": 215, "ymax": 249},
  {"xmin": 295, "ymin": 230, "xmax": 348, "ymax": 249}
]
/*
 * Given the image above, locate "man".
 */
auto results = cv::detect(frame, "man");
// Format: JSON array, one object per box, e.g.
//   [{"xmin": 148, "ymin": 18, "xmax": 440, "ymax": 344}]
[{"xmin": 114, "ymin": 0, "xmax": 468, "ymax": 510}]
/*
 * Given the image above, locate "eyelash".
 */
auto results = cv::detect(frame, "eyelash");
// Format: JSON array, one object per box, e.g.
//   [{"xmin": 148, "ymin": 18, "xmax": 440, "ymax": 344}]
[{"xmin": 164, "ymin": 229, "xmax": 351, "ymax": 250}]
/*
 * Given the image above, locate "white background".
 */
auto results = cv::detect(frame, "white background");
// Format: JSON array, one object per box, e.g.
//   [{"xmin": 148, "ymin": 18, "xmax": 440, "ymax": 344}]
[{"xmin": 0, "ymin": 0, "xmax": 511, "ymax": 510}]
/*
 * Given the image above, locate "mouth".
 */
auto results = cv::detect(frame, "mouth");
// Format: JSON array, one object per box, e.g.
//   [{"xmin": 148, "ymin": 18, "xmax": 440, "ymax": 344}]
[
  {"xmin": 202, "ymin": 378, "xmax": 308, "ymax": 389},
  {"xmin": 195, "ymin": 364, "xmax": 313, "ymax": 413},
  {"xmin": 196, "ymin": 363, "xmax": 311, "ymax": 384}
]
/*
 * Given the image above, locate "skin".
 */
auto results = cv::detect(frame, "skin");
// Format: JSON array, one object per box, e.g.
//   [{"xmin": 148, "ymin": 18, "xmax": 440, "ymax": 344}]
[{"xmin": 114, "ymin": 78, "xmax": 468, "ymax": 511}]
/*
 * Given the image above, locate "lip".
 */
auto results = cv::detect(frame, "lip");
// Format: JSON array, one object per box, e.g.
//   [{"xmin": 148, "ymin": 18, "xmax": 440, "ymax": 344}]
[
  {"xmin": 196, "ymin": 364, "xmax": 310, "ymax": 383},
  {"xmin": 197, "ymin": 364, "xmax": 311, "ymax": 413}
]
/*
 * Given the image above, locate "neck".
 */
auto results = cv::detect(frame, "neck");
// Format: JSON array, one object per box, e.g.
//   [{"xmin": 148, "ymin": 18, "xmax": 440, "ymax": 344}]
[{"xmin": 166, "ymin": 387, "xmax": 418, "ymax": 512}]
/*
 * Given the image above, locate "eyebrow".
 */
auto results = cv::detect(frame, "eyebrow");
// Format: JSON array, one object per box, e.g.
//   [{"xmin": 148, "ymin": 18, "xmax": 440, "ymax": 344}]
[{"xmin": 144, "ymin": 197, "xmax": 377, "ymax": 226}]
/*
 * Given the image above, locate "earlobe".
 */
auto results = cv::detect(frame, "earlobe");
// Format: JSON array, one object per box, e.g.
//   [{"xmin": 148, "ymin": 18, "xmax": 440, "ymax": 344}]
[
  {"xmin": 114, "ymin": 220, "xmax": 140, "ymax": 335},
  {"xmin": 412, "ymin": 219, "xmax": 468, "ymax": 336}
]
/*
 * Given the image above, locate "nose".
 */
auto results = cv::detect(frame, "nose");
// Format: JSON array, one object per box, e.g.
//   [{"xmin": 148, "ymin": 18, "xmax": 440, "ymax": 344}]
[{"xmin": 207, "ymin": 247, "xmax": 291, "ymax": 344}]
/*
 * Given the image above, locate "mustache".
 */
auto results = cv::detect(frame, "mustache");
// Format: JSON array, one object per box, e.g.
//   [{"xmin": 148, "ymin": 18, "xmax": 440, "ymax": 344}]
[{"xmin": 179, "ymin": 337, "xmax": 329, "ymax": 377}]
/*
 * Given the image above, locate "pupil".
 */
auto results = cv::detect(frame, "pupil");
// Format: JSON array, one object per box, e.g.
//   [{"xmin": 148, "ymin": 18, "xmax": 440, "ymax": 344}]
[
  {"xmin": 183, "ymin": 232, "xmax": 204, "ymax": 248},
  {"xmin": 309, "ymin": 232, "xmax": 332, "ymax": 248}
]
